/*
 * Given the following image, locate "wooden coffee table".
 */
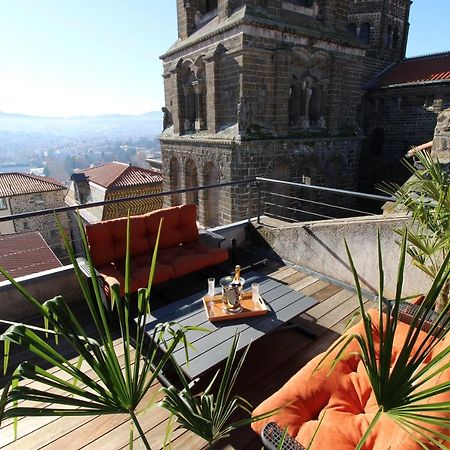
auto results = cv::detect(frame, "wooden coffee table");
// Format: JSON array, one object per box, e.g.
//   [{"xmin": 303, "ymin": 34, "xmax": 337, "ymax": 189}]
[{"xmin": 140, "ymin": 271, "xmax": 318, "ymax": 384}]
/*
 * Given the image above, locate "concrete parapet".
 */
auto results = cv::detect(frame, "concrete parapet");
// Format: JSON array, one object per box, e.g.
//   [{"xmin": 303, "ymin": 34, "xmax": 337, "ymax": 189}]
[{"xmin": 257, "ymin": 214, "xmax": 431, "ymax": 298}]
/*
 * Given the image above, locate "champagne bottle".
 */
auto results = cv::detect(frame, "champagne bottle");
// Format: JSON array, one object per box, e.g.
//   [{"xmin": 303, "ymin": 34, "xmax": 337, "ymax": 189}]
[{"xmin": 231, "ymin": 265, "xmax": 241, "ymax": 285}]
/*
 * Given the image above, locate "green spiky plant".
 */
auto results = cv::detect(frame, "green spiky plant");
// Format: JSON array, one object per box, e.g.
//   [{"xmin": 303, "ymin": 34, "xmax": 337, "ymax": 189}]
[
  {"xmin": 0, "ymin": 214, "xmax": 203, "ymax": 449},
  {"xmin": 380, "ymin": 149, "xmax": 450, "ymax": 311},
  {"xmin": 0, "ymin": 213, "xmax": 278, "ymax": 448},
  {"xmin": 160, "ymin": 333, "xmax": 279, "ymax": 449},
  {"xmin": 319, "ymin": 230, "xmax": 450, "ymax": 450}
]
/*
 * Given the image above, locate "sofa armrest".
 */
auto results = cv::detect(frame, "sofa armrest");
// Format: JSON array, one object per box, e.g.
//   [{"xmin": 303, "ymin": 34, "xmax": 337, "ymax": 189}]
[
  {"xmin": 198, "ymin": 230, "xmax": 226, "ymax": 248},
  {"xmin": 262, "ymin": 422, "xmax": 306, "ymax": 450}
]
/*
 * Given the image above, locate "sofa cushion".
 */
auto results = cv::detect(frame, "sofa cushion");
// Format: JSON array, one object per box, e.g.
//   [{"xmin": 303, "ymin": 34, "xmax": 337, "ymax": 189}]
[
  {"xmin": 86, "ymin": 214, "xmax": 151, "ymax": 267},
  {"xmin": 178, "ymin": 204, "xmax": 199, "ymax": 243},
  {"xmin": 252, "ymin": 309, "xmax": 450, "ymax": 449}
]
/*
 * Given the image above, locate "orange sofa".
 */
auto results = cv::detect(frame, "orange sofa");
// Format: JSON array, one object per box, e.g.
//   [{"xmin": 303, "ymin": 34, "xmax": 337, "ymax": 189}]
[
  {"xmin": 252, "ymin": 309, "xmax": 450, "ymax": 449},
  {"xmin": 84, "ymin": 204, "xmax": 228, "ymax": 298}
]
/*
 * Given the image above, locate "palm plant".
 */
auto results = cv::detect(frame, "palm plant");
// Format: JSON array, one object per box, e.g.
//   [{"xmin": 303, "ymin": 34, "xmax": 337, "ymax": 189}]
[
  {"xmin": 160, "ymin": 333, "xmax": 278, "ymax": 449},
  {"xmin": 321, "ymin": 230, "xmax": 450, "ymax": 449},
  {"xmin": 0, "ymin": 214, "xmax": 201, "ymax": 449},
  {"xmin": 0, "ymin": 213, "xmax": 278, "ymax": 448},
  {"xmin": 380, "ymin": 149, "xmax": 450, "ymax": 311}
]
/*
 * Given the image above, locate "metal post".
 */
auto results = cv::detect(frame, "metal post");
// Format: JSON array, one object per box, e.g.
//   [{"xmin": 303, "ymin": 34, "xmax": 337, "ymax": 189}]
[{"xmin": 257, "ymin": 180, "xmax": 261, "ymax": 224}]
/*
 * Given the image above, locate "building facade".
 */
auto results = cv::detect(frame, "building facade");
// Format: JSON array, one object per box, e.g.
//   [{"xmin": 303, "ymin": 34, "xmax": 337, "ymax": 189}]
[
  {"xmin": 65, "ymin": 161, "xmax": 163, "ymax": 223},
  {"xmin": 160, "ymin": 0, "xmax": 412, "ymax": 225},
  {"xmin": 0, "ymin": 173, "xmax": 69, "ymax": 260},
  {"xmin": 360, "ymin": 52, "xmax": 450, "ymax": 192}
]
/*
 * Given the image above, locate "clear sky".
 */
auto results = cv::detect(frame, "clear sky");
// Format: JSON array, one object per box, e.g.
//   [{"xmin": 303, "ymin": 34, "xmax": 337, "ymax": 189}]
[{"xmin": 0, "ymin": 1, "xmax": 448, "ymax": 118}]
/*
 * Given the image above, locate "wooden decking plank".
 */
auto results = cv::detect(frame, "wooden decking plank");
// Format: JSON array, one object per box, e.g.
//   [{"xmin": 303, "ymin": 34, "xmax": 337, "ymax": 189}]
[
  {"xmin": 41, "ymin": 384, "xmax": 163, "ymax": 450},
  {"xmin": 289, "ymin": 275, "xmax": 319, "ymax": 291},
  {"xmin": 312, "ymin": 284, "xmax": 342, "ymax": 302},
  {"xmin": 316, "ymin": 294, "xmax": 365, "ymax": 329},
  {"xmin": 300, "ymin": 280, "xmax": 329, "ymax": 297},
  {"xmin": 166, "ymin": 428, "xmax": 208, "ymax": 450},
  {"xmin": 80, "ymin": 391, "xmax": 167, "ymax": 450},
  {"xmin": 3, "ymin": 416, "xmax": 98, "ymax": 450},
  {"xmin": 268, "ymin": 267, "xmax": 297, "ymax": 281},
  {"xmin": 282, "ymin": 270, "xmax": 309, "ymax": 286},
  {"xmin": 307, "ymin": 289, "xmax": 355, "ymax": 321},
  {"xmin": 1, "ymin": 342, "xmax": 134, "ymax": 430},
  {"xmin": 0, "ymin": 264, "xmax": 371, "ymax": 450}
]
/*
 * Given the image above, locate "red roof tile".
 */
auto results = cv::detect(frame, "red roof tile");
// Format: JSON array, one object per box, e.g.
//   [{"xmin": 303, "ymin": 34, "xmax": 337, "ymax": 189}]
[
  {"xmin": 0, "ymin": 173, "xmax": 65, "ymax": 197},
  {"xmin": 0, "ymin": 232, "xmax": 62, "ymax": 281},
  {"xmin": 373, "ymin": 52, "xmax": 450, "ymax": 88},
  {"xmin": 78, "ymin": 162, "xmax": 162, "ymax": 189}
]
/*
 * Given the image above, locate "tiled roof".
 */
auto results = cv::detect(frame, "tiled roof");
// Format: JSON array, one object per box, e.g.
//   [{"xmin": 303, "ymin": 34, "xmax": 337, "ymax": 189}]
[
  {"xmin": 0, "ymin": 232, "xmax": 62, "ymax": 281},
  {"xmin": 373, "ymin": 52, "xmax": 450, "ymax": 88},
  {"xmin": 0, "ymin": 173, "xmax": 65, "ymax": 197},
  {"xmin": 78, "ymin": 162, "xmax": 162, "ymax": 189}
]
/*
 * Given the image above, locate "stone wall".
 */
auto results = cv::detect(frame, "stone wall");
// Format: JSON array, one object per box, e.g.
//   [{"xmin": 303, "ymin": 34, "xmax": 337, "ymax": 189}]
[
  {"xmin": 360, "ymin": 84, "xmax": 450, "ymax": 192},
  {"xmin": 10, "ymin": 189, "xmax": 70, "ymax": 262},
  {"xmin": 257, "ymin": 214, "xmax": 431, "ymax": 299},
  {"xmin": 161, "ymin": 136, "xmax": 362, "ymax": 225}
]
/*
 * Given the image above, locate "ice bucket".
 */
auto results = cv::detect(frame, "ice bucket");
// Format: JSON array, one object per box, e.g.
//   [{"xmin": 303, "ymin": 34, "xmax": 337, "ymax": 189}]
[{"xmin": 220, "ymin": 275, "xmax": 245, "ymax": 312}]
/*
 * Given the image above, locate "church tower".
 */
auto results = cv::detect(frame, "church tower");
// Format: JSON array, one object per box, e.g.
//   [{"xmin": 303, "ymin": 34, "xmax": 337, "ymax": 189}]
[
  {"xmin": 347, "ymin": 0, "xmax": 412, "ymax": 81},
  {"xmin": 160, "ymin": 0, "xmax": 367, "ymax": 226}
]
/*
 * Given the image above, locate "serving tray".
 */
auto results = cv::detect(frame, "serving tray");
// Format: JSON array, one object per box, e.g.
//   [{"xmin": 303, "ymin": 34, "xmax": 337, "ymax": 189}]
[{"xmin": 203, "ymin": 291, "xmax": 268, "ymax": 322}]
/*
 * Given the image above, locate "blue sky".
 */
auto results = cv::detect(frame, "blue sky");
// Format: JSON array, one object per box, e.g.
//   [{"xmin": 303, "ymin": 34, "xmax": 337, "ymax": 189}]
[{"xmin": 0, "ymin": 1, "xmax": 448, "ymax": 117}]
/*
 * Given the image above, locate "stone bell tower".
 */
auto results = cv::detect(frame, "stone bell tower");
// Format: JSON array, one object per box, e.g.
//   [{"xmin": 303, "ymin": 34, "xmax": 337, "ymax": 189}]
[
  {"xmin": 347, "ymin": 0, "xmax": 412, "ymax": 82},
  {"xmin": 160, "ymin": 0, "xmax": 367, "ymax": 226}
]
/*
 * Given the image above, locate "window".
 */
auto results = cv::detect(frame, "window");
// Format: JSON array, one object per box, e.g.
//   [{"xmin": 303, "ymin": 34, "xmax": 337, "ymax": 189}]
[
  {"xmin": 359, "ymin": 23, "xmax": 371, "ymax": 45},
  {"xmin": 0, "ymin": 198, "xmax": 7, "ymax": 210}
]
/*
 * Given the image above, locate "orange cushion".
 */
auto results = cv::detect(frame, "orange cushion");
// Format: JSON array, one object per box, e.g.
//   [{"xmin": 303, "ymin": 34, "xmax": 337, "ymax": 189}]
[{"xmin": 252, "ymin": 309, "xmax": 450, "ymax": 449}]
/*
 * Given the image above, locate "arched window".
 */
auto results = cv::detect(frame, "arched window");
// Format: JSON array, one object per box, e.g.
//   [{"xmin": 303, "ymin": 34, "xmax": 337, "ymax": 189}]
[
  {"xmin": 370, "ymin": 128, "xmax": 385, "ymax": 154},
  {"xmin": 393, "ymin": 27, "xmax": 399, "ymax": 49},
  {"xmin": 346, "ymin": 23, "xmax": 357, "ymax": 36},
  {"xmin": 359, "ymin": 23, "xmax": 371, "ymax": 45}
]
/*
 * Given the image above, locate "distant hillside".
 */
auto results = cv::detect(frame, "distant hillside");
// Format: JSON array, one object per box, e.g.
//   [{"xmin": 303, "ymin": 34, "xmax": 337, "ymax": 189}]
[{"xmin": 0, "ymin": 111, "xmax": 162, "ymax": 139}]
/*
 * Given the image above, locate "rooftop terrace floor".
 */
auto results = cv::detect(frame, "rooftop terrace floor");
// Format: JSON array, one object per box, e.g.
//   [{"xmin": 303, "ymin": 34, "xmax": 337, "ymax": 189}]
[{"xmin": 0, "ymin": 261, "xmax": 371, "ymax": 450}]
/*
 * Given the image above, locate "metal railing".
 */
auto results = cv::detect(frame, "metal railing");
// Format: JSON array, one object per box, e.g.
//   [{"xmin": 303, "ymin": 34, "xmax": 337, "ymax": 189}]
[
  {"xmin": 255, "ymin": 177, "xmax": 394, "ymax": 224},
  {"xmin": 0, "ymin": 177, "xmax": 394, "ymax": 274}
]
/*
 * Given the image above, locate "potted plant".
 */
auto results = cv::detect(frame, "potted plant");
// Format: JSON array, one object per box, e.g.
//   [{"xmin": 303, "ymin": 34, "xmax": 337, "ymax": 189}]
[
  {"xmin": 0, "ymin": 214, "xmax": 274, "ymax": 448},
  {"xmin": 380, "ymin": 149, "xmax": 450, "ymax": 311}
]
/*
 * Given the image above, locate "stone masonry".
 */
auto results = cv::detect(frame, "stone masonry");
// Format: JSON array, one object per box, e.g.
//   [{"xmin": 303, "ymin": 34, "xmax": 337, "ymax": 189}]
[{"xmin": 160, "ymin": 0, "xmax": 412, "ymax": 225}]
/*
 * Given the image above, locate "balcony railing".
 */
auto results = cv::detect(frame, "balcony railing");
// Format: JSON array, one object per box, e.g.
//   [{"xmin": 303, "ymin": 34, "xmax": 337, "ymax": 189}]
[{"xmin": 0, "ymin": 178, "xmax": 394, "ymax": 273}]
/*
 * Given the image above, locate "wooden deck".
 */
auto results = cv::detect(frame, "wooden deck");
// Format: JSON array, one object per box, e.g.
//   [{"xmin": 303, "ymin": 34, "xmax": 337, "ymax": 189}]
[{"xmin": 0, "ymin": 263, "xmax": 372, "ymax": 450}]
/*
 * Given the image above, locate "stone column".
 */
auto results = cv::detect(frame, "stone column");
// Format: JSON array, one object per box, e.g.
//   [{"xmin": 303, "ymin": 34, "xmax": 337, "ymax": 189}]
[
  {"xmin": 300, "ymin": 81, "xmax": 312, "ymax": 129},
  {"xmin": 177, "ymin": 0, "xmax": 196, "ymax": 39},
  {"xmin": 218, "ymin": 0, "xmax": 230, "ymax": 22},
  {"xmin": 205, "ymin": 54, "xmax": 218, "ymax": 133},
  {"xmin": 171, "ymin": 65, "xmax": 184, "ymax": 134},
  {"xmin": 183, "ymin": 86, "xmax": 193, "ymax": 131},
  {"xmin": 193, "ymin": 81, "xmax": 206, "ymax": 131}
]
